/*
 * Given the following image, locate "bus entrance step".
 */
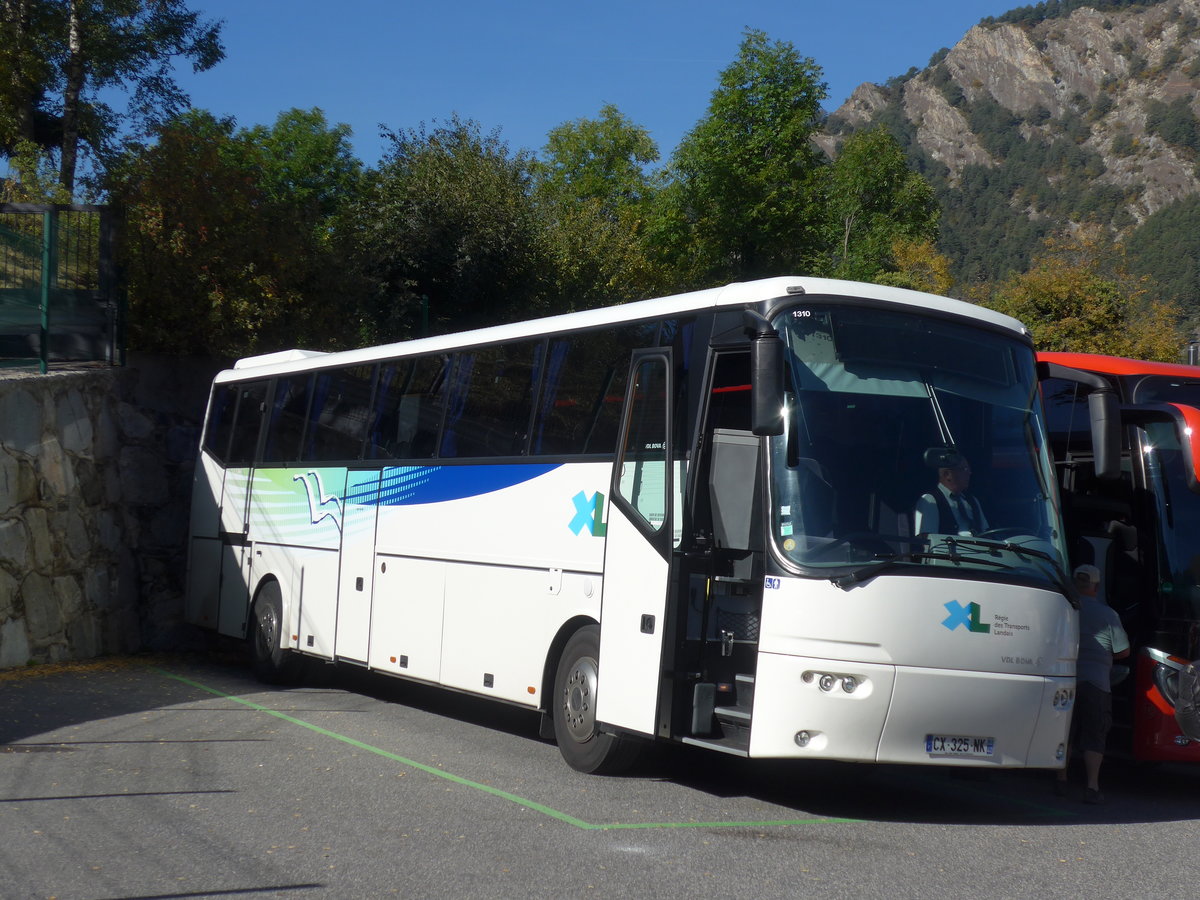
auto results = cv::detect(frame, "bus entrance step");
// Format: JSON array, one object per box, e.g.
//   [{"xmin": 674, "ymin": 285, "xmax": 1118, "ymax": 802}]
[
  {"xmin": 713, "ymin": 674, "xmax": 754, "ymax": 718},
  {"xmin": 680, "ymin": 735, "xmax": 750, "ymax": 757}
]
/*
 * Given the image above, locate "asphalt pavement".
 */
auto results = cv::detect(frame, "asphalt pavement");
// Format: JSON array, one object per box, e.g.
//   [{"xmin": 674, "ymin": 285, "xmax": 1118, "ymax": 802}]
[{"xmin": 2, "ymin": 653, "xmax": 1199, "ymax": 899}]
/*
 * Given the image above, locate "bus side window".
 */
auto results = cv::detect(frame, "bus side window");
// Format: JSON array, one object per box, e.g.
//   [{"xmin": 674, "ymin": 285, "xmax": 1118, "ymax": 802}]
[
  {"xmin": 228, "ymin": 381, "xmax": 269, "ymax": 466},
  {"xmin": 203, "ymin": 384, "xmax": 238, "ymax": 464},
  {"xmin": 617, "ymin": 355, "xmax": 670, "ymax": 531},
  {"xmin": 441, "ymin": 342, "xmax": 538, "ymax": 458},
  {"xmin": 366, "ymin": 354, "xmax": 450, "ymax": 460},
  {"xmin": 308, "ymin": 365, "xmax": 373, "ymax": 462},
  {"xmin": 532, "ymin": 325, "xmax": 653, "ymax": 456},
  {"xmin": 263, "ymin": 375, "xmax": 312, "ymax": 464}
]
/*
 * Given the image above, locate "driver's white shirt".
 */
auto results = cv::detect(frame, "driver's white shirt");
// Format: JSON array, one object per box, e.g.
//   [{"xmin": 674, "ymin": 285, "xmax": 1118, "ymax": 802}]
[{"xmin": 914, "ymin": 483, "xmax": 989, "ymax": 535}]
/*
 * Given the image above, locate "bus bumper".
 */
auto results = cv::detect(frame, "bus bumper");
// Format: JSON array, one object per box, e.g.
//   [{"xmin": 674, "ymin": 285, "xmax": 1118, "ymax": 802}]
[{"xmin": 748, "ymin": 652, "xmax": 1073, "ymax": 767}]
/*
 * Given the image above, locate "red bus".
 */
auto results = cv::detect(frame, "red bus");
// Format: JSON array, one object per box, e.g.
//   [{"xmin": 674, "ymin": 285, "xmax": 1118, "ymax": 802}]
[{"xmin": 1039, "ymin": 351, "xmax": 1200, "ymax": 762}]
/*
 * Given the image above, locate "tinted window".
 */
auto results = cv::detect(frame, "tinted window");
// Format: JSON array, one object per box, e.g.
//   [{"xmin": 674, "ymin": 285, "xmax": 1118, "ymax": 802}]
[
  {"xmin": 1131, "ymin": 375, "xmax": 1200, "ymax": 406},
  {"xmin": 263, "ymin": 375, "xmax": 312, "ymax": 463},
  {"xmin": 441, "ymin": 342, "xmax": 539, "ymax": 458},
  {"xmin": 367, "ymin": 354, "xmax": 450, "ymax": 460},
  {"xmin": 1041, "ymin": 377, "xmax": 1091, "ymax": 444},
  {"xmin": 532, "ymin": 324, "xmax": 656, "ymax": 455},
  {"xmin": 203, "ymin": 384, "xmax": 238, "ymax": 463},
  {"xmin": 307, "ymin": 365, "xmax": 374, "ymax": 461},
  {"xmin": 228, "ymin": 381, "xmax": 268, "ymax": 465}
]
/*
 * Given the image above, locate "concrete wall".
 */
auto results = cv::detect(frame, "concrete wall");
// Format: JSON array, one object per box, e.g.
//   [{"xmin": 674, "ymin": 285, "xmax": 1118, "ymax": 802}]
[{"xmin": 0, "ymin": 356, "xmax": 224, "ymax": 668}]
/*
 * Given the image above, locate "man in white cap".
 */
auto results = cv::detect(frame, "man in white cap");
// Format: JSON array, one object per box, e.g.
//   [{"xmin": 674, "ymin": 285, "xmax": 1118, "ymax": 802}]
[{"xmin": 1056, "ymin": 563, "xmax": 1130, "ymax": 803}]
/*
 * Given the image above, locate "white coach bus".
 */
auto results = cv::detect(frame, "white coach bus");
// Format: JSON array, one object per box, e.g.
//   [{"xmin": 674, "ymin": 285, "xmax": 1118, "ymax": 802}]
[{"xmin": 186, "ymin": 276, "xmax": 1082, "ymax": 773}]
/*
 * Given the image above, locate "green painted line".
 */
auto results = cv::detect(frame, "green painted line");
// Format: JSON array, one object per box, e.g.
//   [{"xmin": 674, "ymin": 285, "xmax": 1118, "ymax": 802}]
[{"xmin": 154, "ymin": 667, "xmax": 849, "ymax": 832}]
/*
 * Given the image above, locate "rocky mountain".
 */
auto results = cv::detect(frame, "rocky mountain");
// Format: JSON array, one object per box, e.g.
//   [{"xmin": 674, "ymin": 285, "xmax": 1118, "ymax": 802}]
[{"xmin": 822, "ymin": 0, "xmax": 1200, "ymax": 302}]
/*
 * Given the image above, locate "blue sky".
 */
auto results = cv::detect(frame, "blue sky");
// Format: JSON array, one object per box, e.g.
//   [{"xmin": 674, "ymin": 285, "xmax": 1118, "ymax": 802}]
[{"xmin": 178, "ymin": 0, "xmax": 1012, "ymax": 166}]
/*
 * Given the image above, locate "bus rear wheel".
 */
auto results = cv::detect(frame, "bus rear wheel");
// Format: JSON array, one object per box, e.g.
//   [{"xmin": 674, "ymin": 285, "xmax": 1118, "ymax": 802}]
[
  {"xmin": 552, "ymin": 625, "xmax": 641, "ymax": 774},
  {"xmin": 251, "ymin": 581, "xmax": 302, "ymax": 684}
]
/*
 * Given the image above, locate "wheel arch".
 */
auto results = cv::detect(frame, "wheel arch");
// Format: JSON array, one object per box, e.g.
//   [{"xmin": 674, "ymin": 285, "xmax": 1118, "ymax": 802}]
[{"xmin": 540, "ymin": 615, "xmax": 598, "ymax": 715}]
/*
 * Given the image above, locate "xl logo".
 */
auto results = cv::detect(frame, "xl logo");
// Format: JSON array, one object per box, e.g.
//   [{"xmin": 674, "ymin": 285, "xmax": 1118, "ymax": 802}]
[
  {"xmin": 569, "ymin": 490, "xmax": 608, "ymax": 537},
  {"xmin": 942, "ymin": 599, "xmax": 991, "ymax": 633}
]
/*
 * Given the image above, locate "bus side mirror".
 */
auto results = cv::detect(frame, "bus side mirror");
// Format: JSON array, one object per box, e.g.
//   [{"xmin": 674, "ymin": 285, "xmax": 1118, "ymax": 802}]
[
  {"xmin": 1089, "ymin": 388, "xmax": 1121, "ymax": 481},
  {"xmin": 745, "ymin": 312, "xmax": 784, "ymax": 437},
  {"xmin": 1039, "ymin": 361, "xmax": 1122, "ymax": 483}
]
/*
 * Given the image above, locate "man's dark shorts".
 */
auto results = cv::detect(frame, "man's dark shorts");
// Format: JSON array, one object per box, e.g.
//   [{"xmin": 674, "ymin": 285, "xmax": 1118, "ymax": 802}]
[{"xmin": 1072, "ymin": 681, "xmax": 1113, "ymax": 753}]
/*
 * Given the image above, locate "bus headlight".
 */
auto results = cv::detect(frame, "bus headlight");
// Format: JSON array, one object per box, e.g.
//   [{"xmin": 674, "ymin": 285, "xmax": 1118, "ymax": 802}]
[{"xmin": 1153, "ymin": 661, "xmax": 1182, "ymax": 708}]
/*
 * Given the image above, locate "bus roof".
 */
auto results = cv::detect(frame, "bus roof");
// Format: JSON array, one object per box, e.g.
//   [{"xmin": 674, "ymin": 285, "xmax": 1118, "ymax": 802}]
[
  {"xmin": 1038, "ymin": 351, "xmax": 1200, "ymax": 379},
  {"xmin": 222, "ymin": 276, "xmax": 1030, "ymax": 382}
]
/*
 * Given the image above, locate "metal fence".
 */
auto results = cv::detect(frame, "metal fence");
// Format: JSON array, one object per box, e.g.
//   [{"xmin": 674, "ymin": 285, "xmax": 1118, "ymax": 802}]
[{"xmin": 0, "ymin": 204, "xmax": 124, "ymax": 372}]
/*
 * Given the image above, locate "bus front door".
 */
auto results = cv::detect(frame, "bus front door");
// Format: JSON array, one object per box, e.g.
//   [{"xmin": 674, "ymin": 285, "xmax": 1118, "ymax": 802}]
[{"xmin": 597, "ymin": 350, "xmax": 674, "ymax": 738}]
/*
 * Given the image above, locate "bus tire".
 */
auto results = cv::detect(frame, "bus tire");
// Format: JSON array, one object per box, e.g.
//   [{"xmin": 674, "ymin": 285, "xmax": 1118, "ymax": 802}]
[
  {"xmin": 552, "ymin": 625, "xmax": 641, "ymax": 774},
  {"xmin": 251, "ymin": 581, "xmax": 302, "ymax": 684}
]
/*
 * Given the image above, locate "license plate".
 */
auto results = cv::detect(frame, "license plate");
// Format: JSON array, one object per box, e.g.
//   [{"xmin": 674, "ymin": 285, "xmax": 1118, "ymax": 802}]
[{"xmin": 925, "ymin": 734, "xmax": 995, "ymax": 757}]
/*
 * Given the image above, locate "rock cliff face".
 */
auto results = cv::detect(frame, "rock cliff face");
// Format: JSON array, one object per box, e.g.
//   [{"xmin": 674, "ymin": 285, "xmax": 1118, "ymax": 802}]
[{"xmin": 824, "ymin": 0, "xmax": 1200, "ymax": 279}]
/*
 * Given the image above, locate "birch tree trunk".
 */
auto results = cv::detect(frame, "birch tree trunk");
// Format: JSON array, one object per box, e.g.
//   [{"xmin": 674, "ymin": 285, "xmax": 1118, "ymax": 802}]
[{"xmin": 59, "ymin": 0, "xmax": 85, "ymax": 193}]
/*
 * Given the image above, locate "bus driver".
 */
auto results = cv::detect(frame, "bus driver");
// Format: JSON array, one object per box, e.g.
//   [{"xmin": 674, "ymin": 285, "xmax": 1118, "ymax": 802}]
[{"xmin": 914, "ymin": 449, "xmax": 989, "ymax": 537}]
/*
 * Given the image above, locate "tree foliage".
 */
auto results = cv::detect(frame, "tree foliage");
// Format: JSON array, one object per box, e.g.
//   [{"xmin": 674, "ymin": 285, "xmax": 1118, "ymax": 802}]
[
  {"xmin": 0, "ymin": 0, "xmax": 224, "ymax": 194},
  {"xmin": 347, "ymin": 117, "xmax": 549, "ymax": 341},
  {"xmin": 873, "ymin": 237, "xmax": 955, "ymax": 295},
  {"xmin": 107, "ymin": 108, "xmax": 365, "ymax": 358},
  {"xmin": 9, "ymin": 17, "xmax": 1181, "ymax": 364},
  {"xmin": 981, "ymin": 229, "xmax": 1185, "ymax": 360},
  {"xmin": 535, "ymin": 105, "xmax": 668, "ymax": 305},
  {"xmin": 653, "ymin": 29, "xmax": 828, "ymax": 285},
  {"xmin": 819, "ymin": 126, "xmax": 940, "ymax": 281},
  {"xmin": 536, "ymin": 104, "xmax": 658, "ymax": 214},
  {"xmin": 1127, "ymin": 194, "xmax": 1200, "ymax": 308}
]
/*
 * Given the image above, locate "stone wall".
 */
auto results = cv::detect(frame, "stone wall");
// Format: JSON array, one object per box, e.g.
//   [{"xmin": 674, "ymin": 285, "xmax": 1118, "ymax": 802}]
[{"xmin": 0, "ymin": 356, "xmax": 224, "ymax": 668}]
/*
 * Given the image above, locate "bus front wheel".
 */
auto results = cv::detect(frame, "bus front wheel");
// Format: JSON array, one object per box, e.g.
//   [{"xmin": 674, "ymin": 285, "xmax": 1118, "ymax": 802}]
[
  {"xmin": 251, "ymin": 581, "xmax": 302, "ymax": 684},
  {"xmin": 552, "ymin": 625, "xmax": 641, "ymax": 774}
]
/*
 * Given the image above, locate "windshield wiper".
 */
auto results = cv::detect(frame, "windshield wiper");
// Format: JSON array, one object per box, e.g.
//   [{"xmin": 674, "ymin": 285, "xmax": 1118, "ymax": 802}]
[
  {"xmin": 831, "ymin": 550, "xmax": 1007, "ymax": 590},
  {"xmin": 923, "ymin": 537, "xmax": 1076, "ymax": 604},
  {"xmin": 942, "ymin": 536, "xmax": 1057, "ymax": 564}
]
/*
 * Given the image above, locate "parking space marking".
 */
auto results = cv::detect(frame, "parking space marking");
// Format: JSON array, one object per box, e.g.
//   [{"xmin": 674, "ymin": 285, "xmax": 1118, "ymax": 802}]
[{"xmin": 157, "ymin": 669, "xmax": 853, "ymax": 831}]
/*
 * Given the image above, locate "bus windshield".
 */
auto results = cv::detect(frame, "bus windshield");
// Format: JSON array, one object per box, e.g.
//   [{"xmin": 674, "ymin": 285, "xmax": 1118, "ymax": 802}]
[{"xmin": 767, "ymin": 304, "xmax": 1067, "ymax": 584}]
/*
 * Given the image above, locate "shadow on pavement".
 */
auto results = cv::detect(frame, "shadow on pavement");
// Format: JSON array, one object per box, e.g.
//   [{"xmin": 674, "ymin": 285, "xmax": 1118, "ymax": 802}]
[{"xmin": 4, "ymin": 651, "xmax": 1199, "ymax": 828}]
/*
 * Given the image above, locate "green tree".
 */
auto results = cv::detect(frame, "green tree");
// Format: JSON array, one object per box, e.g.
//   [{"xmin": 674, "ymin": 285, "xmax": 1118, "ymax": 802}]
[
  {"xmin": 535, "ymin": 104, "xmax": 667, "ymax": 305},
  {"xmin": 348, "ymin": 117, "xmax": 548, "ymax": 341},
  {"xmin": 1127, "ymin": 194, "xmax": 1200, "ymax": 311},
  {"xmin": 820, "ymin": 126, "xmax": 940, "ymax": 281},
  {"xmin": 0, "ymin": 0, "xmax": 60, "ymax": 155},
  {"xmin": 539, "ymin": 198, "xmax": 670, "ymax": 307},
  {"xmin": 982, "ymin": 229, "xmax": 1185, "ymax": 360},
  {"xmin": 246, "ymin": 108, "xmax": 362, "ymax": 217},
  {"xmin": 0, "ymin": 0, "xmax": 224, "ymax": 194},
  {"xmin": 108, "ymin": 108, "xmax": 364, "ymax": 357},
  {"xmin": 536, "ymin": 103, "xmax": 659, "ymax": 214},
  {"xmin": 653, "ymin": 29, "xmax": 828, "ymax": 285}
]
